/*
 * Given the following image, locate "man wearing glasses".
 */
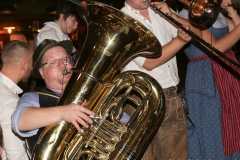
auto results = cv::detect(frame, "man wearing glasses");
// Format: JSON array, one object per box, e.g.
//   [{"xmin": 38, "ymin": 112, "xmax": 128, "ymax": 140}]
[{"xmin": 11, "ymin": 39, "xmax": 94, "ymax": 153}]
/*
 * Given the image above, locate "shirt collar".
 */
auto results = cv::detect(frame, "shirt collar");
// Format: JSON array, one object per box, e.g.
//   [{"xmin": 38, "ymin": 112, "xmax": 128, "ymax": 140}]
[
  {"xmin": 46, "ymin": 86, "xmax": 61, "ymax": 95},
  {"xmin": 0, "ymin": 72, "xmax": 23, "ymax": 94},
  {"xmin": 124, "ymin": 2, "xmax": 141, "ymax": 15},
  {"xmin": 124, "ymin": 2, "xmax": 152, "ymax": 20}
]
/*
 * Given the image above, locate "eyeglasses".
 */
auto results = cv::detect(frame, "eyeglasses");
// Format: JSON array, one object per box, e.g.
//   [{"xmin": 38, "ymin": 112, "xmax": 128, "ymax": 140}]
[{"xmin": 41, "ymin": 57, "xmax": 72, "ymax": 68}]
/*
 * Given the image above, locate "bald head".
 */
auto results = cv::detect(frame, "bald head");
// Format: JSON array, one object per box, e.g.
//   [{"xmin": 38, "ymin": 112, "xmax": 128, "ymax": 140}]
[{"xmin": 1, "ymin": 40, "xmax": 32, "ymax": 68}]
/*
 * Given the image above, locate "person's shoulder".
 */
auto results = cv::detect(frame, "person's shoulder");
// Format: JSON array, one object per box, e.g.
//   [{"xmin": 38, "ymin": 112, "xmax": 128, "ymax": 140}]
[
  {"xmin": 38, "ymin": 22, "xmax": 59, "ymax": 35},
  {"xmin": 178, "ymin": 8, "xmax": 188, "ymax": 18},
  {"xmin": 6, "ymin": 93, "xmax": 37, "ymax": 117},
  {"xmin": 20, "ymin": 92, "xmax": 39, "ymax": 101},
  {"xmin": 17, "ymin": 92, "xmax": 40, "ymax": 108},
  {"xmin": 0, "ymin": 81, "xmax": 9, "ymax": 92},
  {"xmin": 21, "ymin": 92, "xmax": 39, "ymax": 97},
  {"xmin": 0, "ymin": 85, "xmax": 20, "ymax": 113},
  {"xmin": 120, "ymin": 6, "xmax": 126, "ymax": 11},
  {"xmin": 37, "ymin": 28, "xmax": 59, "ymax": 45},
  {"xmin": 37, "ymin": 22, "xmax": 63, "ymax": 44},
  {"xmin": 41, "ymin": 22, "xmax": 58, "ymax": 30},
  {"xmin": 0, "ymin": 81, "xmax": 19, "ymax": 102},
  {"xmin": 38, "ymin": 27, "xmax": 58, "ymax": 37}
]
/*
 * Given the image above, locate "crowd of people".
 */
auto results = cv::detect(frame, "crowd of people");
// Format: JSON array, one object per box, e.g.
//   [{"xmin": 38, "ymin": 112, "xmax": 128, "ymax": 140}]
[{"xmin": 1, "ymin": 0, "xmax": 240, "ymax": 159}]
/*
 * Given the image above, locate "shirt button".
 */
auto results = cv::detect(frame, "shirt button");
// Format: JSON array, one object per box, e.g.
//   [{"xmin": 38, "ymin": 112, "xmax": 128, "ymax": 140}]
[{"xmin": 168, "ymin": 65, "xmax": 170, "ymax": 67}]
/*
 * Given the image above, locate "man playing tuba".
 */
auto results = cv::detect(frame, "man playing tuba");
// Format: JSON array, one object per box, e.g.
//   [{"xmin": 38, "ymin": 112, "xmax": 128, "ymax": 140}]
[{"xmin": 11, "ymin": 39, "xmax": 95, "ymax": 153}]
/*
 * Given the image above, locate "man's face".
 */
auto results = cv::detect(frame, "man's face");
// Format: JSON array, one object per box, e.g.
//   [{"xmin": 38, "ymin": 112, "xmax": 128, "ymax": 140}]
[
  {"xmin": 39, "ymin": 46, "xmax": 73, "ymax": 92},
  {"xmin": 21, "ymin": 51, "xmax": 33, "ymax": 82},
  {"xmin": 126, "ymin": 0, "xmax": 151, "ymax": 10}
]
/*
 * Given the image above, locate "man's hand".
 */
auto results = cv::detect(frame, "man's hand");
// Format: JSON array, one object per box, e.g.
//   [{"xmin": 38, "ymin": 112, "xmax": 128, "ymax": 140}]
[
  {"xmin": 60, "ymin": 100, "xmax": 94, "ymax": 132},
  {"xmin": 177, "ymin": 25, "xmax": 192, "ymax": 44},
  {"xmin": 151, "ymin": 1, "xmax": 173, "ymax": 17}
]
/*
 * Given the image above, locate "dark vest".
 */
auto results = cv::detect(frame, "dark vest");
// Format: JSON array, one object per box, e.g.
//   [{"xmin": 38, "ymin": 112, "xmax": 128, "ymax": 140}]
[{"xmin": 26, "ymin": 87, "xmax": 59, "ymax": 153}]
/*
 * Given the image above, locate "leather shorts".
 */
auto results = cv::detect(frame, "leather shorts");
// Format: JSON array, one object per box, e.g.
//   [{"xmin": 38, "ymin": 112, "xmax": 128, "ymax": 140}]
[{"xmin": 162, "ymin": 86, "xmax": 178, "ymax": 98}]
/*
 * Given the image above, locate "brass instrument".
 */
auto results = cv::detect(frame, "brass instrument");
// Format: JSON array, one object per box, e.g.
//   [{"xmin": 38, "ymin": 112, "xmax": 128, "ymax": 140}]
[
  {"xmin": 228, "ymin": 0, "xmax": 240, "ymax": 7},
  {"xmin": 228, "ymin": 4, "xmax": 240, "ymax": 7},
  {"xmin": 179, "ymin": 0, "xmax": 240, "ymax": 27},
  {"xmin": 144, "ymin": 0, "xmax": 240, "ymax": 70},
  {"xmin": 32, "ymin": 1, "xmax": 165, "ymax": 160},
  {"xmin": 185, "ymin": 0, "xmax": 221, "ymax": 28}
]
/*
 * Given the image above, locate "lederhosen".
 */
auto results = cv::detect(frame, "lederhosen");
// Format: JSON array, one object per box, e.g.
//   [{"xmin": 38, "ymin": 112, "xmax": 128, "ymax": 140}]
[{"xmin": 25, "ymin": 87, "xmax": 59, "ymax": 153}]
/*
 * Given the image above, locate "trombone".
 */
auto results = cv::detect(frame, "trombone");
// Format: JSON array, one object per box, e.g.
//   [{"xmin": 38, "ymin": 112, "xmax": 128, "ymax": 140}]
[{"xmin": 144, "ymin": 0, "xmax": 240, "ymax": 70}]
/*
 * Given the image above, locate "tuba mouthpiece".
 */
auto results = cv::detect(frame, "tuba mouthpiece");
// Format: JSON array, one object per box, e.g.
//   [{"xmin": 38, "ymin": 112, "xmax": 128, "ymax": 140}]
[{"xmin": 62, "ymin": 69, "xmax": 72, "ymax": 75}]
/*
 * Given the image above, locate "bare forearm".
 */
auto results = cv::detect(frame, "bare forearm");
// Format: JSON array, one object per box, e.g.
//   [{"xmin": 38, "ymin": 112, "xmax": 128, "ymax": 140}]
[
  {"xmin": 18, "ymin": 107, "xmax": 62, "ymax": 131},
  {"xmin": 143, "ymin": 37, "xmax": 186, "ymax": 70},
  {"xmin": 212, "ymin": 24, "xmax": 240, "ymax": 52},
  {"xmin": 202, "ymin": 23, "xmax": 240, "ymax": 53},
  {"xmin": 172, "ymin": 13, "xmax": 202, "ymax": 38},
  {"xmin": 18, "ymin": 102, "xmax": 94, "ymax": 132}
]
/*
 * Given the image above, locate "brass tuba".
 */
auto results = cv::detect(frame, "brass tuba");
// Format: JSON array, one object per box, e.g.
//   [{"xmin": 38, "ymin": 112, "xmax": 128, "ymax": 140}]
[{"xmin": 32, "ymin": 1, "xmax": 165, "ymax": 160}]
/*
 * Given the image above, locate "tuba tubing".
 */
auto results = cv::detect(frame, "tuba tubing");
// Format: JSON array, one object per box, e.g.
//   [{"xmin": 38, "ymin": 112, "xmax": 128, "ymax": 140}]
[{"xmin": 146, "ymin": 1, "xmax": 240, "ymax": 70}]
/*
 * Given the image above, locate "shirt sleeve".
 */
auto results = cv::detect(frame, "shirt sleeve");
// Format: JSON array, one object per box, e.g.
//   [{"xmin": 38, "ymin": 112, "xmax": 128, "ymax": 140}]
[
  {"xmin": 11, "ymin": 93, "xmax": 40, "ymax": 138},
  {"xmin": 120, "ymin": 112, "xmax": 130, "ymax": 123},
  {"xmin": 1, "ymin": 98, "xmax": 29, "ymax": 160},
  {"xmin": 178, "ymin": 9, "xmax": 188, "ymax": 19},
  {"xmin": 133, "ymin": 57, "xmax": 146, "ymax": 69},
  {"xmin": 37, "ymin": 28, "xmax": 61, "ymax": 46}
]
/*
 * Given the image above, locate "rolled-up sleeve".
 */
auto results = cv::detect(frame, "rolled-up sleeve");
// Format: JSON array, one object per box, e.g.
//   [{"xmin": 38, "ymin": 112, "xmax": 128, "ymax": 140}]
[
  {"xmin": 133, "ymin": 57, "xmax": 146, "ymax": 69},
  {"xmin": 11, "ymin": 93, "xmax": 40, "ymax": 138}
]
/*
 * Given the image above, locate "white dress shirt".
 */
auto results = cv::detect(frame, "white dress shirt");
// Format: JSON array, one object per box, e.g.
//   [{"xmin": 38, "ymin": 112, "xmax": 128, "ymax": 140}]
[
  {"xmin": 0, "ymin": 72, "xmax": 28, "ymax": 160},
  {"xmin": 121, "ymin": 2, "xmax": 180, "ymax": 89}
]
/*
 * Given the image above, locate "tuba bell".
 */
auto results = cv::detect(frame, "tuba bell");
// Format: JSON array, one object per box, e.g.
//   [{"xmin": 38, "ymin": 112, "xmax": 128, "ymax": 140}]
[{"xmin": 32, "ymin": 1, "xmax": 165, "ymax": 160}]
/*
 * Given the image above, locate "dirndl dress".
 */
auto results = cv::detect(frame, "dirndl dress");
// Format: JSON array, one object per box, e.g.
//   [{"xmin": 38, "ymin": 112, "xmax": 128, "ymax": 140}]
[{"xmin": 184, "ymin": 26, "xmax": 240, "ymax": 159}]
